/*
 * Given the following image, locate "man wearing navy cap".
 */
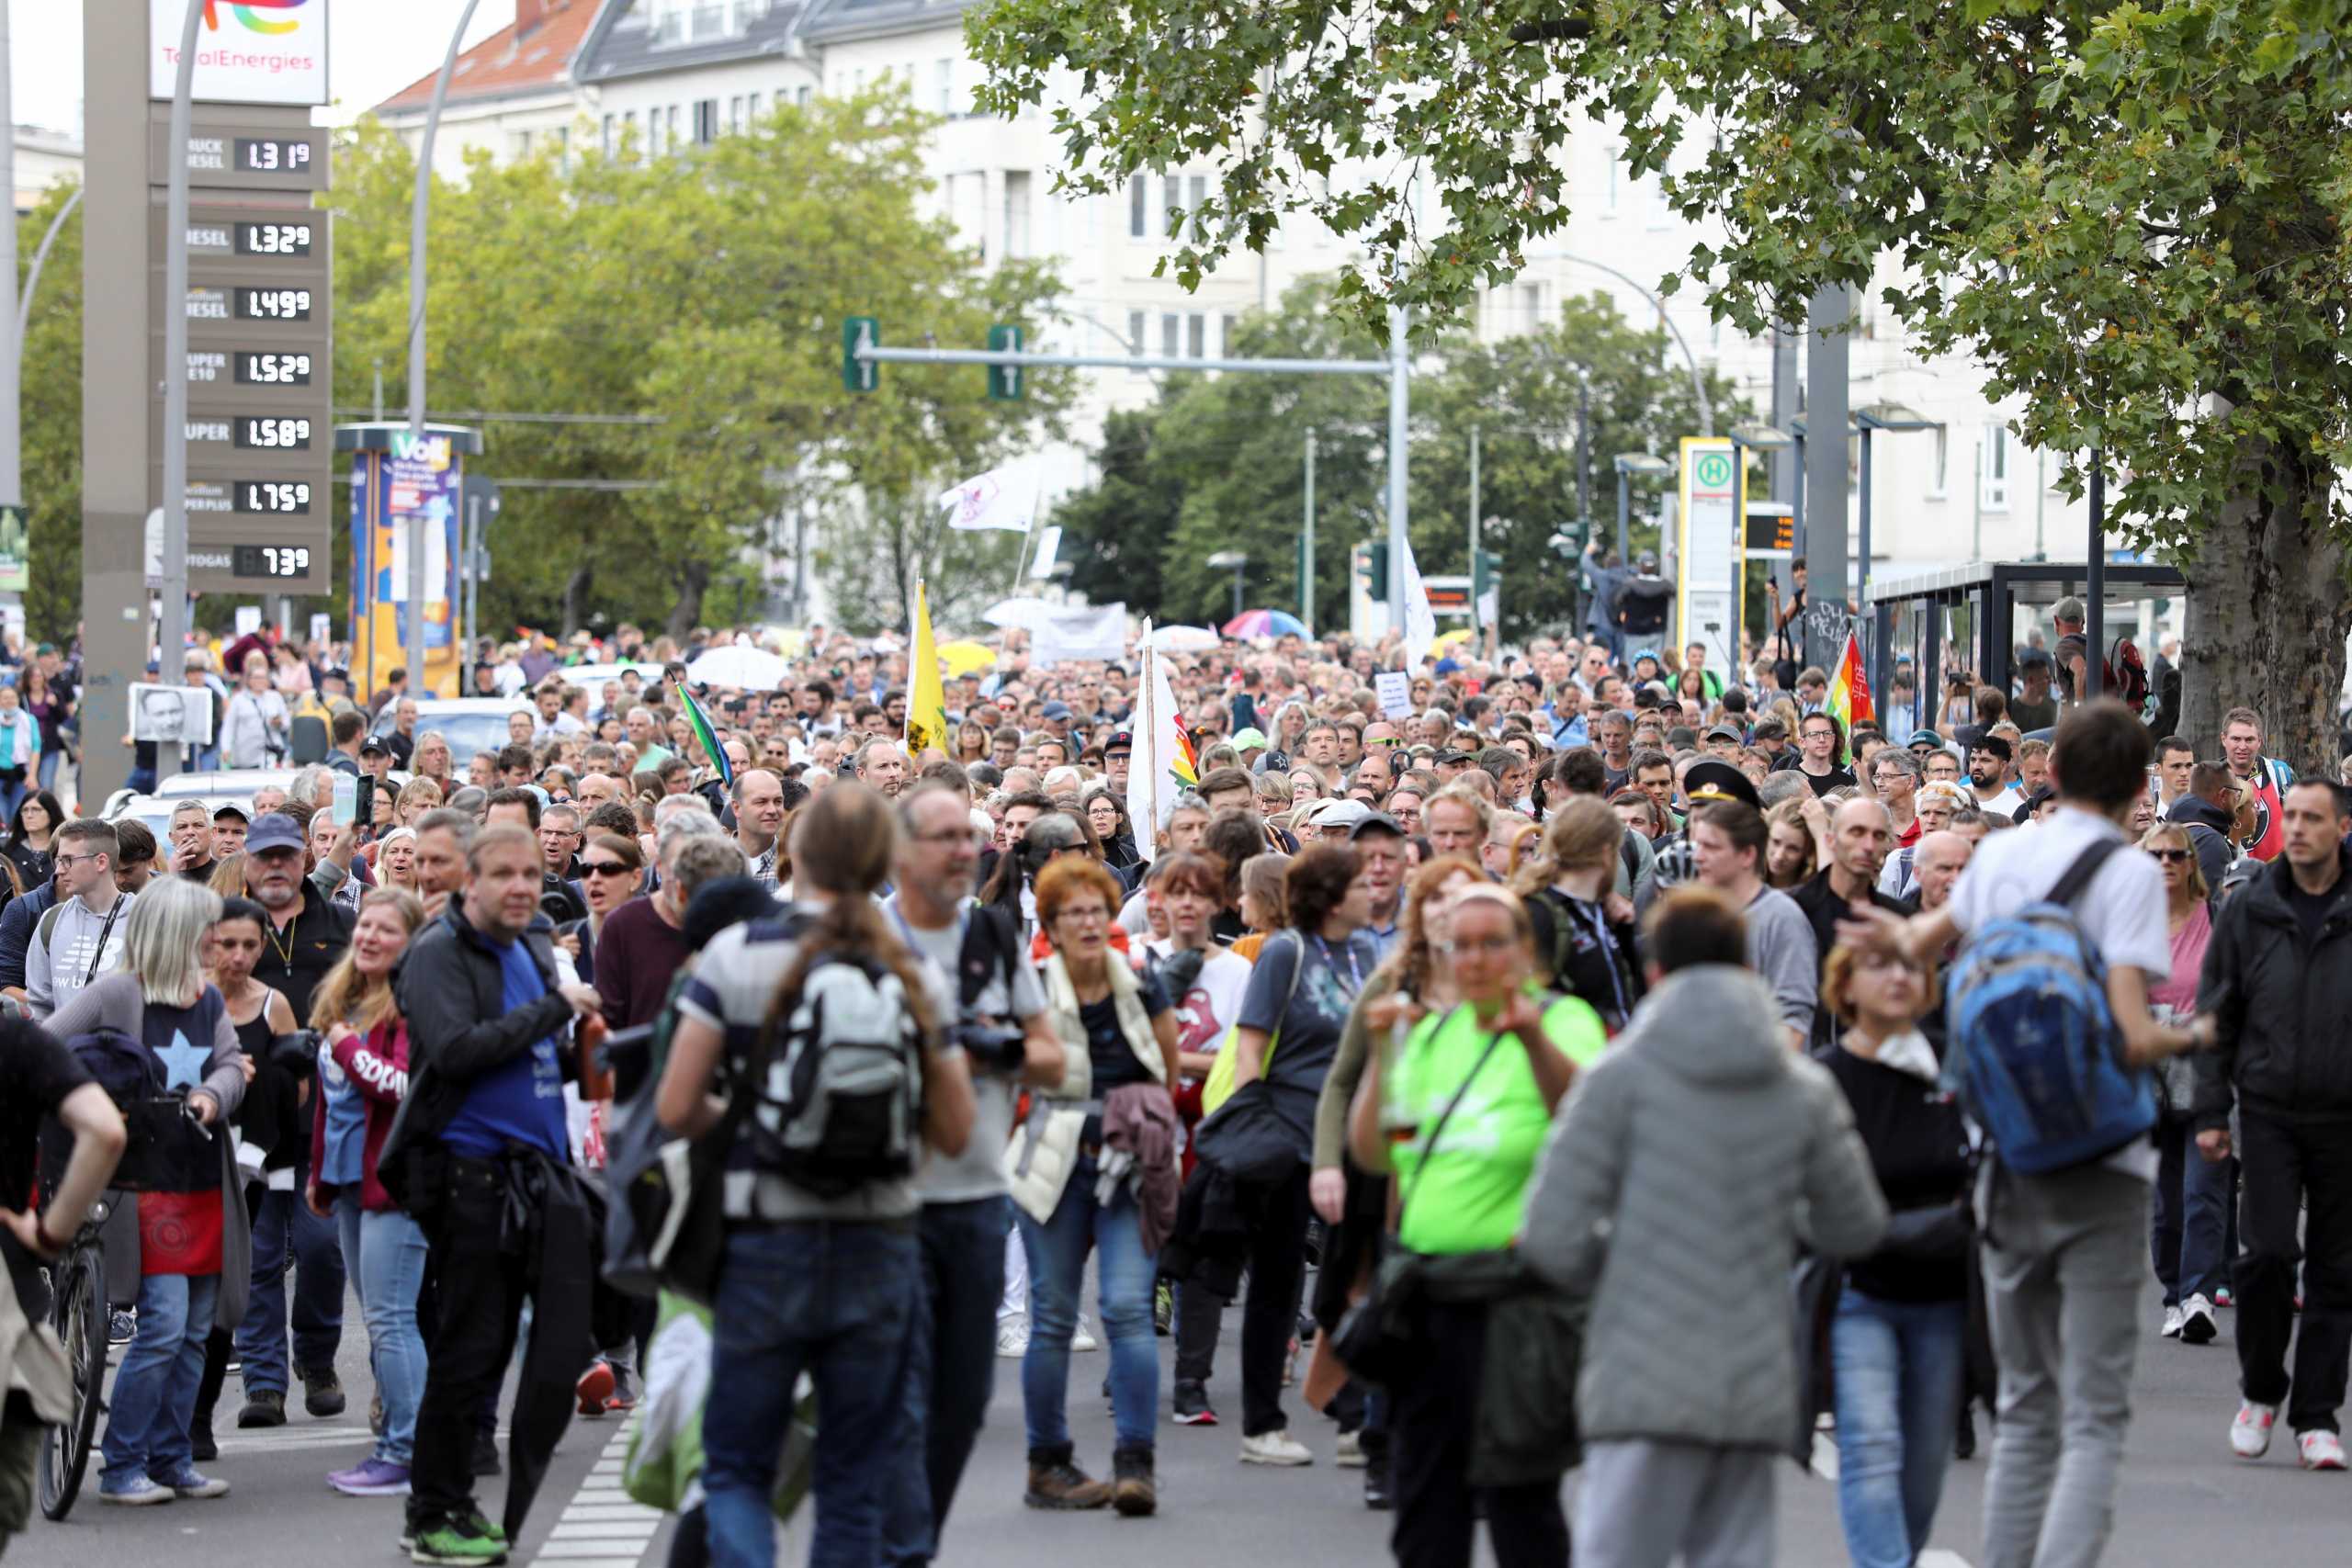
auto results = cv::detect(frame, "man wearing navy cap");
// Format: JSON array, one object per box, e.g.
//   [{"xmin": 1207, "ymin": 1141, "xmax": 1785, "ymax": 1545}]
[{"xmin": 1102, "ymin": 729, "xmax": 1133, "ymax": 795}]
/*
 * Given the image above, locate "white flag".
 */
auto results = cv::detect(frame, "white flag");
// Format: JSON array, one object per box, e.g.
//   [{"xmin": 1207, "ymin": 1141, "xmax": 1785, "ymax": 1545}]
[
  {"xmin": 1399, "ymin": 534, "xmax": 1438, "ymax": 670},
  {"xmin": 1030, "ymin": 602, "xmax": 1128, "ymax": 667},
  {"xmin": 1127, "ymin": 624, "xmax": 1161, "ymax": 864},
  {"xmin": 938, "ymin": 462, "xmax": 1041, "ymax": 534}
]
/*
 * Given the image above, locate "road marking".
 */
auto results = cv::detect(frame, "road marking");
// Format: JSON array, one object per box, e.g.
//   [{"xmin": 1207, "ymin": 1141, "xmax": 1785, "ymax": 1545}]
[
  {"xmin": 521, "ymin": 1412, "xmax": 657, "ymax": 1568},
  {"xmin": 1919, "ymin": 1553, "xmax": 1976, "ymax": 1568},
  {"xmin": 1809, "ymin": 1429, "xmax": 1840, "ymax": 1481}
]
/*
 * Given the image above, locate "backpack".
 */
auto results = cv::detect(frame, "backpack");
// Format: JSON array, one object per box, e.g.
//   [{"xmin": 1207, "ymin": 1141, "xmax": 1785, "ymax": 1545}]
[
  {"xmin": 744, "ymin": 949, "xmax": 927, "ymax": 1200},
  {"xmin": 1940, "ymin": 840, "xmax": 2157, "ymax": 1175},
  {"xmin": 2102, "ymin": 637, "xmax": 2150, "ymax": 713}
]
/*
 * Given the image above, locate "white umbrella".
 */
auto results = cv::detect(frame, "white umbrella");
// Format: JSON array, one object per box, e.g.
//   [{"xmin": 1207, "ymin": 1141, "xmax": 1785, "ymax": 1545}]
[
  {"xmin": 686, "ymin": 644, "xmax": 787, "ymax": 690},
  {"xmin": 1150, "ymin": 625, "xmax": 1220, "ymax": 653},
  {"xmin": 982, "ymin": 597, "xmax": 1057, "ymax": 630}
]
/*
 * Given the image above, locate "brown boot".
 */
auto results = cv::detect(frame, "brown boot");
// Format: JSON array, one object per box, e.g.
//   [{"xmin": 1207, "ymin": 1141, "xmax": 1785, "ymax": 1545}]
[
  {"xmin": 1024, "ymin": 1443, "xmax": 1111, "ymax": 1510},
  {"xmin": 1111, "ymin": 1444, "xmax": 1157, "ymax": 1517}
]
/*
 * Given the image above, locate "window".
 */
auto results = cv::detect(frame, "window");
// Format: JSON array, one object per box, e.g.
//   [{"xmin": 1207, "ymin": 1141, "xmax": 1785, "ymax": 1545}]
[
  {"xmin": 1603, "ymin": 148, "xmax": 1619, "ymax": 213},
  {"xmin": 693, "ymin": 99, "xmax": 719, "ymax": 144},
  {"xmin": 1161, "ymin": 312, "xmax": 1181, "ymax": 358},
  {"xmin": 1002, "ymin": 171, "xmax": 1032, "ymax": 258},
  {"xmin": 935, "ymin": 59, "xmax": 954, "ymax": 116},
  {"xmin": 1127, "ymin": 310, "xmax": 1147, "ymax": 366},
  {"xmin": 1927, "ymin": 426, "xmax": 1949, "ymax": 498},
  {"xmin": 1221, "ymin": 314, "xmax": 1238, "ymax": 355},
  {"xmin": 602, "ymin": 113, "xmax": 616, "ymax": 156},
  {"xmin": 728, "ymin": 96, "xmax": 743, "ymax": 132},
  {"xmin": 1187, "ymin": 174, "xmax": 1207, "ymax": 243},
  {"xmin": 1128, "ymin": 174, "xmax": 1148, "ymax": 239},
  {"xmin": 1979, "ymin": 424, "xmax": 2010, "ymax": 513},
  {"xmin": 1519, "ymin": 282, "xmax": 1543, "ymax": 330},
  {"xmin": 555, "ymin": 126, "xmax": 571, "ymax": 171},
  {"xmin": 1186, "ymin": 313, "xmax": 1206, "ymax": 358},
  {"xmin": 1163, "ymin": 175, "xmax": 1182, "ymax": 240},
  {"xmin": 853, "ymin": 69, "xmax": 866, "ymax": 96},
  {"xmin": 796, "ymin": 85, "xmax": 812, "ymax": 107}
]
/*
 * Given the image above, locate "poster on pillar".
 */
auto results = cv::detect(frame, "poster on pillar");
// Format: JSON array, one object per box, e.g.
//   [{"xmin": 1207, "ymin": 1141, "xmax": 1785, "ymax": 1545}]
[
  {"xmin": 347, "ymin": 434, "xmax": 463, "ymax": 698},
  {"xmin": 1677, "ymin": 437, "xmax": 1742, "ymax": 688}
]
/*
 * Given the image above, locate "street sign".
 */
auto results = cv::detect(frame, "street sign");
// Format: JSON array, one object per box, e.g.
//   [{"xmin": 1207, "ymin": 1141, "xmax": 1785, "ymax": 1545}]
[
  {"xmin": 988, "ymin": 324, "xmax": 1024, "ymax": 400},
  {"xmin": 1678, "ymin": 437, "xmax": 1742, "ymax": 682},
  {"xmin": 147, "ymin": 0, "xmax": 332, "ymax": 107},
  {"xmin": 842, "ymin": 317, "xmax": 878, "ymax": 392}
]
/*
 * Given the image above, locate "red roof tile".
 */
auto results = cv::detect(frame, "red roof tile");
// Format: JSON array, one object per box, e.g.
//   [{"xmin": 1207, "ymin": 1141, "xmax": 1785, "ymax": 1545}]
[{"xmin": 373, "ymin": 0, "xmax": 596, "ymax": 114}]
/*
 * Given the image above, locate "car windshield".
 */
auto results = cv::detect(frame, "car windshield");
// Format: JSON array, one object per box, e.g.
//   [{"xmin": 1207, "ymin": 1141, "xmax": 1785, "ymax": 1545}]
[{"xmin": 433, "ymin": 712, "xmax": 519, "ymax": 765}]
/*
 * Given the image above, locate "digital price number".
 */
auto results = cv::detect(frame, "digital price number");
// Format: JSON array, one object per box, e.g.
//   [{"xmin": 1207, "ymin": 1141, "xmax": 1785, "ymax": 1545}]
[
  {"xmin": 232, "ymin": 545, "xmax": 313, "ymax": 580},
  {"xmin": 235, "ymin": 138, "xmax": 314, "ymax": 175},
  {"xmin": 234, "ymin": 352, "xmax": 312, "ymax": 386},
  {"xmin": 233, "ymin": 480, "xmax": 312, "ymax": 515},
  {"xmin": 235, "ymin": 287, "xmax": 313, "ymax": 321},
  {"xmin": 235, "ymin": 221, "xmax": 314, "ymax": 257},
  {"xmin": 234, "ymin": 417, "xmax": 312, "ymax": 450}
]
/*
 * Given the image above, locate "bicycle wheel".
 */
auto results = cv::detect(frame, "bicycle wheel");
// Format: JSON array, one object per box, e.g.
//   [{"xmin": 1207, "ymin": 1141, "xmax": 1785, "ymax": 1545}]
[{"xmin": 38, "ymin": 1243, "xmax": 107, "ymax": 1521}]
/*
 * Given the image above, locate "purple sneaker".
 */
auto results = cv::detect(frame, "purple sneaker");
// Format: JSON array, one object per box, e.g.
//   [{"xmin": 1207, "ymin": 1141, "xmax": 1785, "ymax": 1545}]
[{"xmin": 327, "ymin": 1457, "xmax": 413, "ymax": 1497}]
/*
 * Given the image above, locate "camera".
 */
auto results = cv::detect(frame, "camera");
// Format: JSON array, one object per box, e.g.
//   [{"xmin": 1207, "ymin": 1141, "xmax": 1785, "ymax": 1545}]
[{"xmin": 949, "ymin": 1020, "xmax": 1027, "ymax": 1075}]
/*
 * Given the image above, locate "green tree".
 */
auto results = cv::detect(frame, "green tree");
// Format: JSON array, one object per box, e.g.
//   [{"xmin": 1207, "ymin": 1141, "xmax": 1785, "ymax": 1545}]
[
  {"xmin": 971, "ymin": 0, "xmax": 2352, "ymax": 768},
  {"xmin": 1050, "ymin": 408, "xmax": 1176, "ymax": 615},
  {"xmin": 19, "ymin": 182, "xmax": 83, "ymax": 647}
]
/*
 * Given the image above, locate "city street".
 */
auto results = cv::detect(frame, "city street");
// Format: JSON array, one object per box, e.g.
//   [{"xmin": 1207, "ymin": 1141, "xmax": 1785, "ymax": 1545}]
[{"xmin": 14, "ymin": 1278, "xmax": 2339, "ymax": 1568}]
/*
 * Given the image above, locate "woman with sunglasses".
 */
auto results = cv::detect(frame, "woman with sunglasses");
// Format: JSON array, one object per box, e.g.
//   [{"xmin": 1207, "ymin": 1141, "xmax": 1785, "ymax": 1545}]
[
  {"xmin": 567, "ymin": 831, "xmax": 645, "ymax": 980},
  {"xmin": 1816, "ymin": 941, "xmax": 1973, "ymax": 1568},
  {"xmin": 2142, "ymin": 823, "xmax": 2226, "ymax": 1346}
]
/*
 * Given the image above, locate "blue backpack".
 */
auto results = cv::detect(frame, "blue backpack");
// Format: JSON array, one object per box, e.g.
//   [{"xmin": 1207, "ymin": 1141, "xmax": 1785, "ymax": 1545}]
[{"xmin": 1941, "ymin": 840, "xmax": 2157, "ymax": 1175}]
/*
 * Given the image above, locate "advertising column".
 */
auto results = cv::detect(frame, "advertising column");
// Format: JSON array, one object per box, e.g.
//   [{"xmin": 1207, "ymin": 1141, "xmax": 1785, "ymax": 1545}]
[
  {"xmin": 1677, "ymin": 436, "xmax": 1742, "ymax": 684},
  {"xmin": 338, "ymin": 423, "xmax": 481, "ymax": 698}
]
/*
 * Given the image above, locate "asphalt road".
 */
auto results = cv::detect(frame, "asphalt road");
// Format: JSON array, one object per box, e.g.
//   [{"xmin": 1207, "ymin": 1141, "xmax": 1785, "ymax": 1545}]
[{"xmin": 11, "ymin": 1278, "xmax": 2340, "ymax": 1568}]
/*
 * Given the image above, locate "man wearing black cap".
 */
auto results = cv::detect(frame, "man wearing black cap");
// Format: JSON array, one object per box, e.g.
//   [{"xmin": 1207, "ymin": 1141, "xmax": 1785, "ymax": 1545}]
[
  {"xmin": 1703, "ymin": 722, "xmax": 1745, "ymax": 761},
  {"xmin": 1103, "ymin": 729, "xmax": 1133, "ymax": 797},
  {"xmin": 1350, "ymin": 811, "xmax": 1408, "ymax": 960}
]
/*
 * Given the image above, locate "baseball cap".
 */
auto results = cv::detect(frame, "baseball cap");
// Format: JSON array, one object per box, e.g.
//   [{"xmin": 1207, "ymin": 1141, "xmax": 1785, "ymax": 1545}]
[
  {"xmin": 1681, "ymin": 760, "xmax": 1761, "ymax": 811},
  {"xmin": 1704, "ymin": 722, "xmax": 1745, "ymax": 745},
  {"xmin": 1231, "ymin": 728, "xmax": 1269, "ymax": 752},
  {"xmin": 243, "ymin": 813, "xmax": 305, "ymax": 854},
  {"xmin": 1102, "ymin": 729, "xmax": 1133, "ymax": 754},
  {"xmin": 1433, "ymin": 658, "xmax": 1462, "ymax": 676},
  {"xmin": 1315, "ymin": 799, "xmax": 1374, "ymax": 832},
  {"xmin": 2016, "ymin": 784, "xmax": 2055, "ymax": 824},
  {"xmin": 1041, "ymin": 700, "xmax": 1072, "ymax": 721},
  {"xmin": 2052, "ymin": 597, "xmax": 2085, "ymax": 625},
  {"xmin": 211, "ymin": 803, "xmax": 250, "ymax": 823},
  {"xmin": 1905, "ymin": 727, "xmax": 1945, "ymax": 750},
  {"xmin": 1349, "ymin": 810, "xmax": 1406, "ymax": 840},
  {"xmin": 359, "ymin": 736, "xmax": 391, "ymax": 759}
]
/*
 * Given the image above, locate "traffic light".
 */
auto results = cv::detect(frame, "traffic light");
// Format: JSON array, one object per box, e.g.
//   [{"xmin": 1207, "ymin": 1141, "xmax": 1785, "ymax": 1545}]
[
  {"xmin": 1365, "ymin": 541, "xmax": 1389, "ymax": 601},
  {"xmin": 1472, "ymin": 547, "xmax": 1503, "ymax": 600},
  {"xmin": 987, "ymin": 324, "xmax": 1024, "ymax": 400},
  {"xmin": 842, "ymin": 316, "xmax": 878, "ymax": 393}
]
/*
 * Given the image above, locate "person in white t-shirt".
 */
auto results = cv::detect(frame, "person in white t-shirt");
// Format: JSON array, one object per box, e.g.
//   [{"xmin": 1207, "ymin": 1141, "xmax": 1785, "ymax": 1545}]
[{"xmin": 1839, "ymin": 700, "xmax": 2215, "ymax": 1568}]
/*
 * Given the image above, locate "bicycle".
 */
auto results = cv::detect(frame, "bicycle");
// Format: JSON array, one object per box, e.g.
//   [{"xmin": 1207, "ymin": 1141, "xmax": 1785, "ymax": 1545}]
[{"xmin": 35, "ymin": 1092, "xmax": 219, "ymax": 1522}]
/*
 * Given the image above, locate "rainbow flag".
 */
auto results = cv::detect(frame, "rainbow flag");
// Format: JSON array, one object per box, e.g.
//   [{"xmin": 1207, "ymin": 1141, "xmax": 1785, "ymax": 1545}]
[
  {"xmin": 1826, "ymin": 630, "xmax": 1874, "ymax": 763},
  {"xmin": 1170, "ymin": 712, "xmax": 1200, "ymax": 787},
  {"xmin": 673, "ymin": 679, "xmax": 733, "ymax": 787}
]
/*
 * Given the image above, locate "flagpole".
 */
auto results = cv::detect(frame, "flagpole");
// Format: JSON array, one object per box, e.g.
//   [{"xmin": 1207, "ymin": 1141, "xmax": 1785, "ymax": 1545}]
[{"xmin": 1008, "ymin": 466, "xmax": 1047, "ymax": 592}]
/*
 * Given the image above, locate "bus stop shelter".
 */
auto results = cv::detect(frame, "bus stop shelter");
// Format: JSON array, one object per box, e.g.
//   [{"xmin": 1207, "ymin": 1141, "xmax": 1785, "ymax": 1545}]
[{"xmin": 1868, "ymin": 560, "xmax": 2188, "ymax": 725}]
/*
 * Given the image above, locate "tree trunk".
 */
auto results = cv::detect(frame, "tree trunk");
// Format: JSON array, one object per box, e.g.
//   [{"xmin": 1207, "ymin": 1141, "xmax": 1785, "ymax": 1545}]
[
  {"xmin": 667, "ymin": 560, "xmax": 711, "ymax": 645},
  {"xmin": 560, "ymin": 562, "xmax": 593, "ymax": 637},
  {"xmin": 2177, "ymin": 435, "xmax": 2351, "ymax": 775}
]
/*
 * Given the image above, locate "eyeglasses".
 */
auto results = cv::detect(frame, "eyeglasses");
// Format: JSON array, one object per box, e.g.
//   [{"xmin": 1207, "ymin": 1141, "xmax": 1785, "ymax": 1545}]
[
  {"xmin": 51, "ymin": 852, "xmax": 103, "ymax": 869},
  {"xmin": 2147, "ymin": 849, "xmax": 2192, "ymax": 863},
  {"xmin": 582, "ymin": 861, "xmax": 634, "ymax": 877}
]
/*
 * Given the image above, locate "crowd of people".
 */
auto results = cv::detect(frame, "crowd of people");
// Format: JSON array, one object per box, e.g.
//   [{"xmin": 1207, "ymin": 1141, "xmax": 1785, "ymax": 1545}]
[{"xmin": 0, "ymin": 598, "xmax": 2346, "ymax": 1568}]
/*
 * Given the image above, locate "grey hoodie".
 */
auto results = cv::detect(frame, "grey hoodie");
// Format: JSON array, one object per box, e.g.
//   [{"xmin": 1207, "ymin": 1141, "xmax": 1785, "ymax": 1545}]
[
  {"xmin": 25, "ymin": 891, "xmax": 134, "ymax": 1021},
  {"xmin": 1519, "ymin": 964, "xmax": 1887, "ymax": 1450}
]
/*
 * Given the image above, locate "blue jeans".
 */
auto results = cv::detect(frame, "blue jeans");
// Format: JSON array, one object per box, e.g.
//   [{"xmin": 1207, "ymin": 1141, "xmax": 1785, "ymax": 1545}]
[
  {"xmin": 360, "ymin": 1208, "xmax": 430, "ymax": 1467},
  {"xmin": 237, "ymin": 1168, "xmax": 345, "ymax": 1393},
  {"xmin": 2151, "ymin": 1119, "xmax": 2230, "ymax": 1307},
  {"xmin": 1831, "ymin": 1288, "xmax": 1966, "ymax": 1568},
  {"xmin": 704, "ymin": 1222, "xmax": 921, "ymax": 1568},
  {"xmin": 1017, "ymin": 1160, "xmax": 1159, "ymax": 1451},
  {"xmin": 35, "ymin": 748, "xmax": 59, "ymax": 795},
  {"xmin": 0, "ymin": 776, "xmax": 25, "ymax": 826},
  {"xmin": 102, "ymin": 1272, "xmax": 219, "ymax": 1485},
  {"xmin": 882, "ymin": 1197, "xmax": 1009, "ymax": 1568}
]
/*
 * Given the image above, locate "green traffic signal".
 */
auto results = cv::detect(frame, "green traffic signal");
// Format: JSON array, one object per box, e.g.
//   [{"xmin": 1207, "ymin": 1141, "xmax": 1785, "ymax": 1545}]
[
  {"xmin": 1365, "ymin": 541, "xmax": 1389, "ymax": 601},
  {"xmin": 842, "ymin": 316, "xmax": 878, "ymax": 393},
  {"xmin": 988, "ymin": 324, "xmax": 1024, "ymax": 400}
]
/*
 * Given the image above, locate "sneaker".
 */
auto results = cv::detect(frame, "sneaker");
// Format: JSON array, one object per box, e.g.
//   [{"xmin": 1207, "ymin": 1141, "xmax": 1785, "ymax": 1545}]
[
  {"xmin": 2298, "ymin": 1429, "xmax": 2347, "ymax": 1471},
  {"xmin": 190, "ymin": 1420, "xmax": 218, "ymax": 1462},
  {"xmin": 1071, "ymin": 1316, "xmax": 1100, "ymax": 1353},
  {"xmin": 1335, "ymin": 1429, "xmax": 1366, "ymax": 1468},
  {"xmin": 470, "ymin": 1430, "xmax": 502, "ymax": 1477},
  {"xmin": 2161, "ymin": 1304, "xmax": 2185, "ymax": 1338},
  {"xmin": 109, "ymin": 1310, "xmax": 136, "ymax": 1346},
  {"xmin": 1171, "ymin": 1382, "xmax": 1218, "ymax": 1426},
  {"xmin": 238, "ymin": 1388, "xmax": 288, "ymax": 1428},
  {"xmin": 303, "ymin": 1365, "xmax": 347, "ymax": 1418},
  {"xmin": 1154, "ymin": 1280, "xmax": 1174, "ymax": 1337},
  {"xmin": 576, "ymin": 1360, "xmax": 616, "ymax": 1417},
  {"xmin": 1363, "ymin": 1459, "xmax": 1394, "ymax": 1511},
  {"xmin": 410, "ymin": 1512, "xmax": 508, "ymax": 1565},
  {"xmin": 98, "ymin": 1474, "xmax": 175, "ymax": 1506},
  {"xmin": 1023, "ymin": 1444, "xmax": 1112, "ymax": 1510},
  {"xmin": 2215, "ymin": 1285, "xmax": 2233, "ymax": 1308},
  {"xmin": 996, "ymin": 1314, "xmax": 1030, "ymax": 1359},
  {"xmin": 153, "ymin": 1467, "xmax": 231, "ymax": 1499},
  {"xmin": 329, "ymin": 1458, "xmax": 413, "ymax": 1497},
  {"xmin": 2232, "ymin": 1401, "xmax": 2279, "ymax": 1459},
  {"xmin": 1239, "ymin": 1428, "xmax": 1314, "ymax": 1466},
  {"xmin": 464, "ymin": 1511, "xmax": 510, "ymax": 1546},
  {"xmin": 2179, "ymin": 1293, "xmax": 2219, "ymax": 1346},
  {"xmin": 606, "ymin": 1365, "xmax": 638, "ymax": 1413}
]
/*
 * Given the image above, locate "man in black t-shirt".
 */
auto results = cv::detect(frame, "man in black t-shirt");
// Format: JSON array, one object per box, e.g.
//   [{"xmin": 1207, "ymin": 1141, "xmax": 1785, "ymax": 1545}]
[{"xmin": 1796, "ymin": 712, "xmax": 1859, "ymax": 798}]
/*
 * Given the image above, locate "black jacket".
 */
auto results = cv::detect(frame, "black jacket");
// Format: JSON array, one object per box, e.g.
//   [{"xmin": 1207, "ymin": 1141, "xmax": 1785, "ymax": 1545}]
[
  {"xmin": 2193, "ymin": 849, "xmax": 2352, "ymax": 1128},
  {"xmin": 2164, "ymin": 794, "xmax": 2235, "ymax": 895},
  {"xmin": 380, "ymin": 904, "xmax": 576, "ymax": 1198}
]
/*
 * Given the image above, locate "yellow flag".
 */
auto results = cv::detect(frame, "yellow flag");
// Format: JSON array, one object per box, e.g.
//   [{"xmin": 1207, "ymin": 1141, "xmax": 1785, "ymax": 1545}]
[{"xmin": 904, "ymin": 580, "xmax": 951, "ymax": 761}]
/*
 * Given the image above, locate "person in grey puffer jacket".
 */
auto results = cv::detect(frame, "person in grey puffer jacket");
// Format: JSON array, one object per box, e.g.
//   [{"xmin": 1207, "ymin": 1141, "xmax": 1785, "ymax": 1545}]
[{"xmin": 1519, "ymin": 886, "xmax": 1887, "ymax": 1568}]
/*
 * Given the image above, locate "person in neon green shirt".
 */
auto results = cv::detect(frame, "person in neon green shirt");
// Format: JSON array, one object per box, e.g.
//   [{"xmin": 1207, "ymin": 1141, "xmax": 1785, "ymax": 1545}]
[{"xmin": 1347, "ymin": 883, "xmax": 1596, "ymax": 1568}]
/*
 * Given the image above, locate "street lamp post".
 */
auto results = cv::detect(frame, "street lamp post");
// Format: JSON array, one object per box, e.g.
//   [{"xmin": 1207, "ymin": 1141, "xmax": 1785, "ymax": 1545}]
[
  {"xmin": 1852, "ymin": 402, "xmax": 1941, "ymax": 694},
  {"xmin": 1611, "ymin": 452, "xmax": 1674, "ymax": 565},
  {"xmin": 1207, "ymin": 550, "xmax": 1248, "ymax": 624}
]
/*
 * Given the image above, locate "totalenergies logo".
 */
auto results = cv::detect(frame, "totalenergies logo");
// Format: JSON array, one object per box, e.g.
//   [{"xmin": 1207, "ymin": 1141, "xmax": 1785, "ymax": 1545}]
[{"xmin": 204, "ymin": 0, "xmax": 308, "ymax": 35}]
